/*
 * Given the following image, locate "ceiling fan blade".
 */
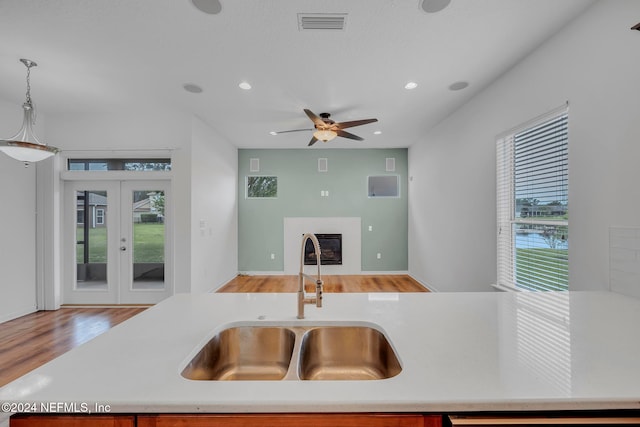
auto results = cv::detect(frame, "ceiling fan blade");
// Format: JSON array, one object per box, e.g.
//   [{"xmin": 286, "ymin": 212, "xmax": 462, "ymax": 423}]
[
  {"xmin": 273, "ymin": 128, "xmax": 313, "ymax": 134},
  {"xmin": 308, "ymin": 136, "xmax": 319, "ymax": 146},
  {"xmin": 335, "ymin": 118, "xmax": 378, "ymax": 130},
  {"xmin": 303, "ymin": 109, "xmax": 326, "ymax": 127},
  {"xmin": 336, "ymin": 130, "xmax": 364, "ymax": 141}
]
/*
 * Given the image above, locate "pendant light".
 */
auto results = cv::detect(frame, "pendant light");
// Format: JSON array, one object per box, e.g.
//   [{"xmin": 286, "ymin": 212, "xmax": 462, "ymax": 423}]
[{"xmin": 0, "ymin": 59, "xmax": 59, "ymax": 165}]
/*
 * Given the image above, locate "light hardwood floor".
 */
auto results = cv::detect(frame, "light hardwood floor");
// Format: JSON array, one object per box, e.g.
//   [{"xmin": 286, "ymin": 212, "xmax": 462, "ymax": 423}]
[
  {"xmin": 218, "ymin": 274, "xmax": 428, "ymax": 293},
  {"xmin": 0, "ymin": 307, "xmax": 145, "ymax": 387}
]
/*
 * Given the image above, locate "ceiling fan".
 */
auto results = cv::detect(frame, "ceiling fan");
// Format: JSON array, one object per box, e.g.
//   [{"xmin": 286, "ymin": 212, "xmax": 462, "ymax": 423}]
[{"xmin": 275, "ymin": 109, "xmax": 378, "ymax": 146}]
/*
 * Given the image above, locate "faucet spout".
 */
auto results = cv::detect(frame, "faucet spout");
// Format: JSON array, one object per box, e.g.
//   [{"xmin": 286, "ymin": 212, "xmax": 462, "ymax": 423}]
[{"xmin": 298, "ymin": 233, "xmax": 324, "ymax": 319}]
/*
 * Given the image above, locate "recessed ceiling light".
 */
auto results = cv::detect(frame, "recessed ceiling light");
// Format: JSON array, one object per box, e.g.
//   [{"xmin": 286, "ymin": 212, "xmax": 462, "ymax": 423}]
[
  {"xmin": 373, "ymin": 130, "xmax": 382, "ymax": 135},
  {"xmin": 192, "ymin": 0, "xmax": 222, "ymax": 15},
  {"xmin": 239, "ymin": 81, "xmax": 252, "ymax": 90},
  {"xmin": 404, "ymin": 81, "xmax": 418, "ymax": 90},
  {"xmin": 449, "ymin": 81, "xmax": 469, "ymax": 91},
  {"xmin": 183, "ymin": 83, "xmax": 203, "ymax": 93},
  {"xmin": 269, "ymin": 131, "xmax": 278, "ymax": 136},
  {"xmin": 420, "ymin": 0, "xmax": 451, "ymax": 13}
]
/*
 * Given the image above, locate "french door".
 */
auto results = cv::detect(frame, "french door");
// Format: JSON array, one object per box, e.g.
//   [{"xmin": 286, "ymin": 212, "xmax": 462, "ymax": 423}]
[{"xmin": 63, "ymin": 180, "xmax": 172, "ymax": 304}]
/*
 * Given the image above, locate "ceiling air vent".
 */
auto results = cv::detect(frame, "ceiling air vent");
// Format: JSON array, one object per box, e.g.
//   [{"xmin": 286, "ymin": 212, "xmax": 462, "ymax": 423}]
[{"xmin": 298, "ymin": 13, "xmax": 347, "ymax": 31}]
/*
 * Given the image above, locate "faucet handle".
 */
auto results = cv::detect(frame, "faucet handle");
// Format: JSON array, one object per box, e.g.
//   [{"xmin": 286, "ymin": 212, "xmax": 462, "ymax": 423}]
[{"xmin": 316, "ymin": 279, "xmax": 323, "ymax": 308}]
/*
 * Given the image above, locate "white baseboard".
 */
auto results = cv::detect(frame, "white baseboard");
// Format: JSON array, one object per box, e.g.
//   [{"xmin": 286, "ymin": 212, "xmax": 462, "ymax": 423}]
[
  {"xmin": 407, "ymin": 274, "xmax": 438, "ymax": 292},
  {"xmin": 0, "ymin": 304, "xmax": 37, "ymax": 324},
  {"xmin": 237, "ymin": 271, "xmax": 286, "ymax": 276},
  {"xmin": 238, "ymin": 271, "xmax": 412, "ymax": 276},
  {"xmin": 360, "ymin": 270, "xmax": 409, "ymax": 275}
]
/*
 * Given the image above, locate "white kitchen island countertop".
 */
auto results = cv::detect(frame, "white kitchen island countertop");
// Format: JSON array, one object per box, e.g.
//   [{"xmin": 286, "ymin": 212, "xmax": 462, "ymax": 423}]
[{"xmin": 1, "ymin": 291, "xmax": 640, "ymax": 413}]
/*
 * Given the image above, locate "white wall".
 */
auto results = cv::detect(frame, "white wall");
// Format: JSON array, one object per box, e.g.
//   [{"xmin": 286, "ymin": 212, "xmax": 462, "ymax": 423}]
[
  {"xmin": 190, "ymin": 116, "xmax": 238, "ymax": 293},
  {"xmin": 409, "ymin": 0, "xmax": 640, "ymax": 292},
  {"xmin": 0, "ymin": 100, "xmax": 39, "ymax": 321},
  {"xmin": 0, "ymin": 105, "xmax": 239, "ymax": 314},
  {"xmin": 45, "ymin": 110, "xmax": 238, "ymax": 299},
  {"xmin": 46, "ymin": 109, "xmax": 196, "ymax": 296}
]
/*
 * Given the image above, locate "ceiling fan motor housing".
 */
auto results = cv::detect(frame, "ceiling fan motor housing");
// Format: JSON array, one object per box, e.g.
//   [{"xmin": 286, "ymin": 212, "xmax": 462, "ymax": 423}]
[{"xmin": 318, "ymin": 113, "xmax": 335, "ymax": 128}]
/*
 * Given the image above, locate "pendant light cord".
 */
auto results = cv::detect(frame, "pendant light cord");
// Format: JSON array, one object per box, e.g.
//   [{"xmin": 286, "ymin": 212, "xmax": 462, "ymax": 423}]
[
  {"xmin": 22, "ymin": 59, "xmax": 36, "ymax": 124},
  {"xmin": 25, "ymin": 63, "xmax": 32, "ymax": 106}
]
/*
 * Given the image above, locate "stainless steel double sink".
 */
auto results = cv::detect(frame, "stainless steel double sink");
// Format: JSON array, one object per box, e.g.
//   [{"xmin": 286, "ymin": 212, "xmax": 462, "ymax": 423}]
[{"xmin": 181, "ymin": 323, "xmax": 401, "ymax": 381}]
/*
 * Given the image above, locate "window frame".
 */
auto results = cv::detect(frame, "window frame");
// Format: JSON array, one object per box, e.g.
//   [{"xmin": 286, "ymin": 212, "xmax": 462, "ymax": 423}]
[
  {"xmin": 496, "ymin": 105, "xmax": 569, "ymax": 292},
  {"xmin": 95, "ymin": 208, "xmax": 105, "ymax": 225},
  {"xmin": 367, "ymin": 175, "xmax": 400, "ymax": 198},
  {"xmin": 245, "ymin": 175, "xmax": 278, "ymax": 199},
  {"xmin": 67, "ymin": 158, "xmax": 172, "ymax": 171}
]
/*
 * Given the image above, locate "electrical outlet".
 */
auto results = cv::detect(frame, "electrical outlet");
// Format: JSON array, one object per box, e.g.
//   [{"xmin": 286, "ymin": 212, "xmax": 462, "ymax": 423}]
[
  {"xmin": 368, "ymin": 225, "xmax": 373, "ymax": 231},
  {"xmin": 270, "ymin": 253, "xmax": 275, "ymax": 260},
  {"xmin": 377, "ymin": 253, "xmax": 381, "ymax": 259}
]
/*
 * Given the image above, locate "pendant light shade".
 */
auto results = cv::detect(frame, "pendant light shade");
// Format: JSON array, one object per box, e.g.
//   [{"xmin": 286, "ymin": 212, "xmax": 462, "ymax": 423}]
[{"xmin": 0, "ymin": 59, "xmax": 59, "ymax": 164}]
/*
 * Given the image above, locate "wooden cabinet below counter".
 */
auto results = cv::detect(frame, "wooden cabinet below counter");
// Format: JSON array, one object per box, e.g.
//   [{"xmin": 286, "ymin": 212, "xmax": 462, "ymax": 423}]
[
  {"xmin": 137, "ymin": 413, "xmax": 442, "ymax": 427},
  {"xmin": 10, "ymin": 414, "xmax": 135, "ymax": 427},
  {"xmin": 10, "ymin": 413, "xmax": 442, "ymax": 427}
]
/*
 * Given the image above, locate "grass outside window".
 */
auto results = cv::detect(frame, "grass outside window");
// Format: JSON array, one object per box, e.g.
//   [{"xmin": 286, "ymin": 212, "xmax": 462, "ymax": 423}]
[{"xmin": 77, "ymin": 223, "xmax": 165, "ymax": 263}]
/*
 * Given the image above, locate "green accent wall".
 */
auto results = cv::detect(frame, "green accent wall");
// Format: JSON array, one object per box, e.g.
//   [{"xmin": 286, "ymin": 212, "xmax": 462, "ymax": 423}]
[{"xmin": 238, "ymin": 149, "xmax": 408, "ymax": 272}]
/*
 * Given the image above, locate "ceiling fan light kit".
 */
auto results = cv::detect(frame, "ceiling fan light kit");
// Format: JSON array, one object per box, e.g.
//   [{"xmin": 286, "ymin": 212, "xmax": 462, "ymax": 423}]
[
  {"xmin": 301, "ymin": 109, "xmax": 378, "ymax": 147},
  {"xmin": 0, "ymin": 59, "xmax": 59, "ymax": 165},
  {"xmin": 313, "ymin": 130, "xmax": 338, "ymax": 142}
]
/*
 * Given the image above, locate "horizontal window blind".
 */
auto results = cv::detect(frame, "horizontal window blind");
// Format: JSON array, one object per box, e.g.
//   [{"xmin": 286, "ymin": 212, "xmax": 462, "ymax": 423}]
[
  {"xmin": 514, "ymin": 114, "xmax": 568, "ymax": 212},
  {"xmin": 497, "ymin": 108, "xmax": 569, "ymax": 292}
]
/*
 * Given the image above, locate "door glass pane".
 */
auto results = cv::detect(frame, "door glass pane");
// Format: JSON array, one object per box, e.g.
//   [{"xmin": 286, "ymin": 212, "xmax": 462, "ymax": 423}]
[
  {"xmin": 131, "ymin": 190, "xmax": 165, "ymax": 290},
  {"xmin": 75, "ymin": 190, "xmax": 108, "ymax": 290}
]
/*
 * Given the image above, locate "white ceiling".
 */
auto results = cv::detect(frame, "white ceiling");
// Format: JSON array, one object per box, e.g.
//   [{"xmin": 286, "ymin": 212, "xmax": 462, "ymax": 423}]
[{"xmin": 0, "ymin": 0, "xmax": 595, "ymax": 149}]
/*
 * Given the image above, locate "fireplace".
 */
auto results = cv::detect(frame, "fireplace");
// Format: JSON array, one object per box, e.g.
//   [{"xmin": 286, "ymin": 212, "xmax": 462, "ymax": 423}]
[{"xmin": 304, "ymin": 234, "xmax": 342, "ymax": 265}]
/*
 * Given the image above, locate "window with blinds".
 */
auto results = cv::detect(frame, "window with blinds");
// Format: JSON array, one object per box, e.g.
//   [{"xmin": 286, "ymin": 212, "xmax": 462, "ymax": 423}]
[{"xmin": 497, "ymin": 107, "xmax": 569, "ymax": 291}]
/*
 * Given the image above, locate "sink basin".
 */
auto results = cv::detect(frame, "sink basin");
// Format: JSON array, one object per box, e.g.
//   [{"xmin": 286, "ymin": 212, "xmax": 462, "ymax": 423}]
[
  {"xmin": 298, "ymin": 326, "xmax": 402, "ymax": 380},
  {"xmin": 181, "ymin": 326, "xmax": 296, "ymax": 380},
  {"xmin": 181, "ymin": 323, "xmax": 401, "ymax": 381}
]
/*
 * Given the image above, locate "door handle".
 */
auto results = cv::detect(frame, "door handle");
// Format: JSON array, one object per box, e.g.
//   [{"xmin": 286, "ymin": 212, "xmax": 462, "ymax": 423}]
[{"xmin": 120, "ymin": 246, "xmax": 127, "ymax": 251}]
